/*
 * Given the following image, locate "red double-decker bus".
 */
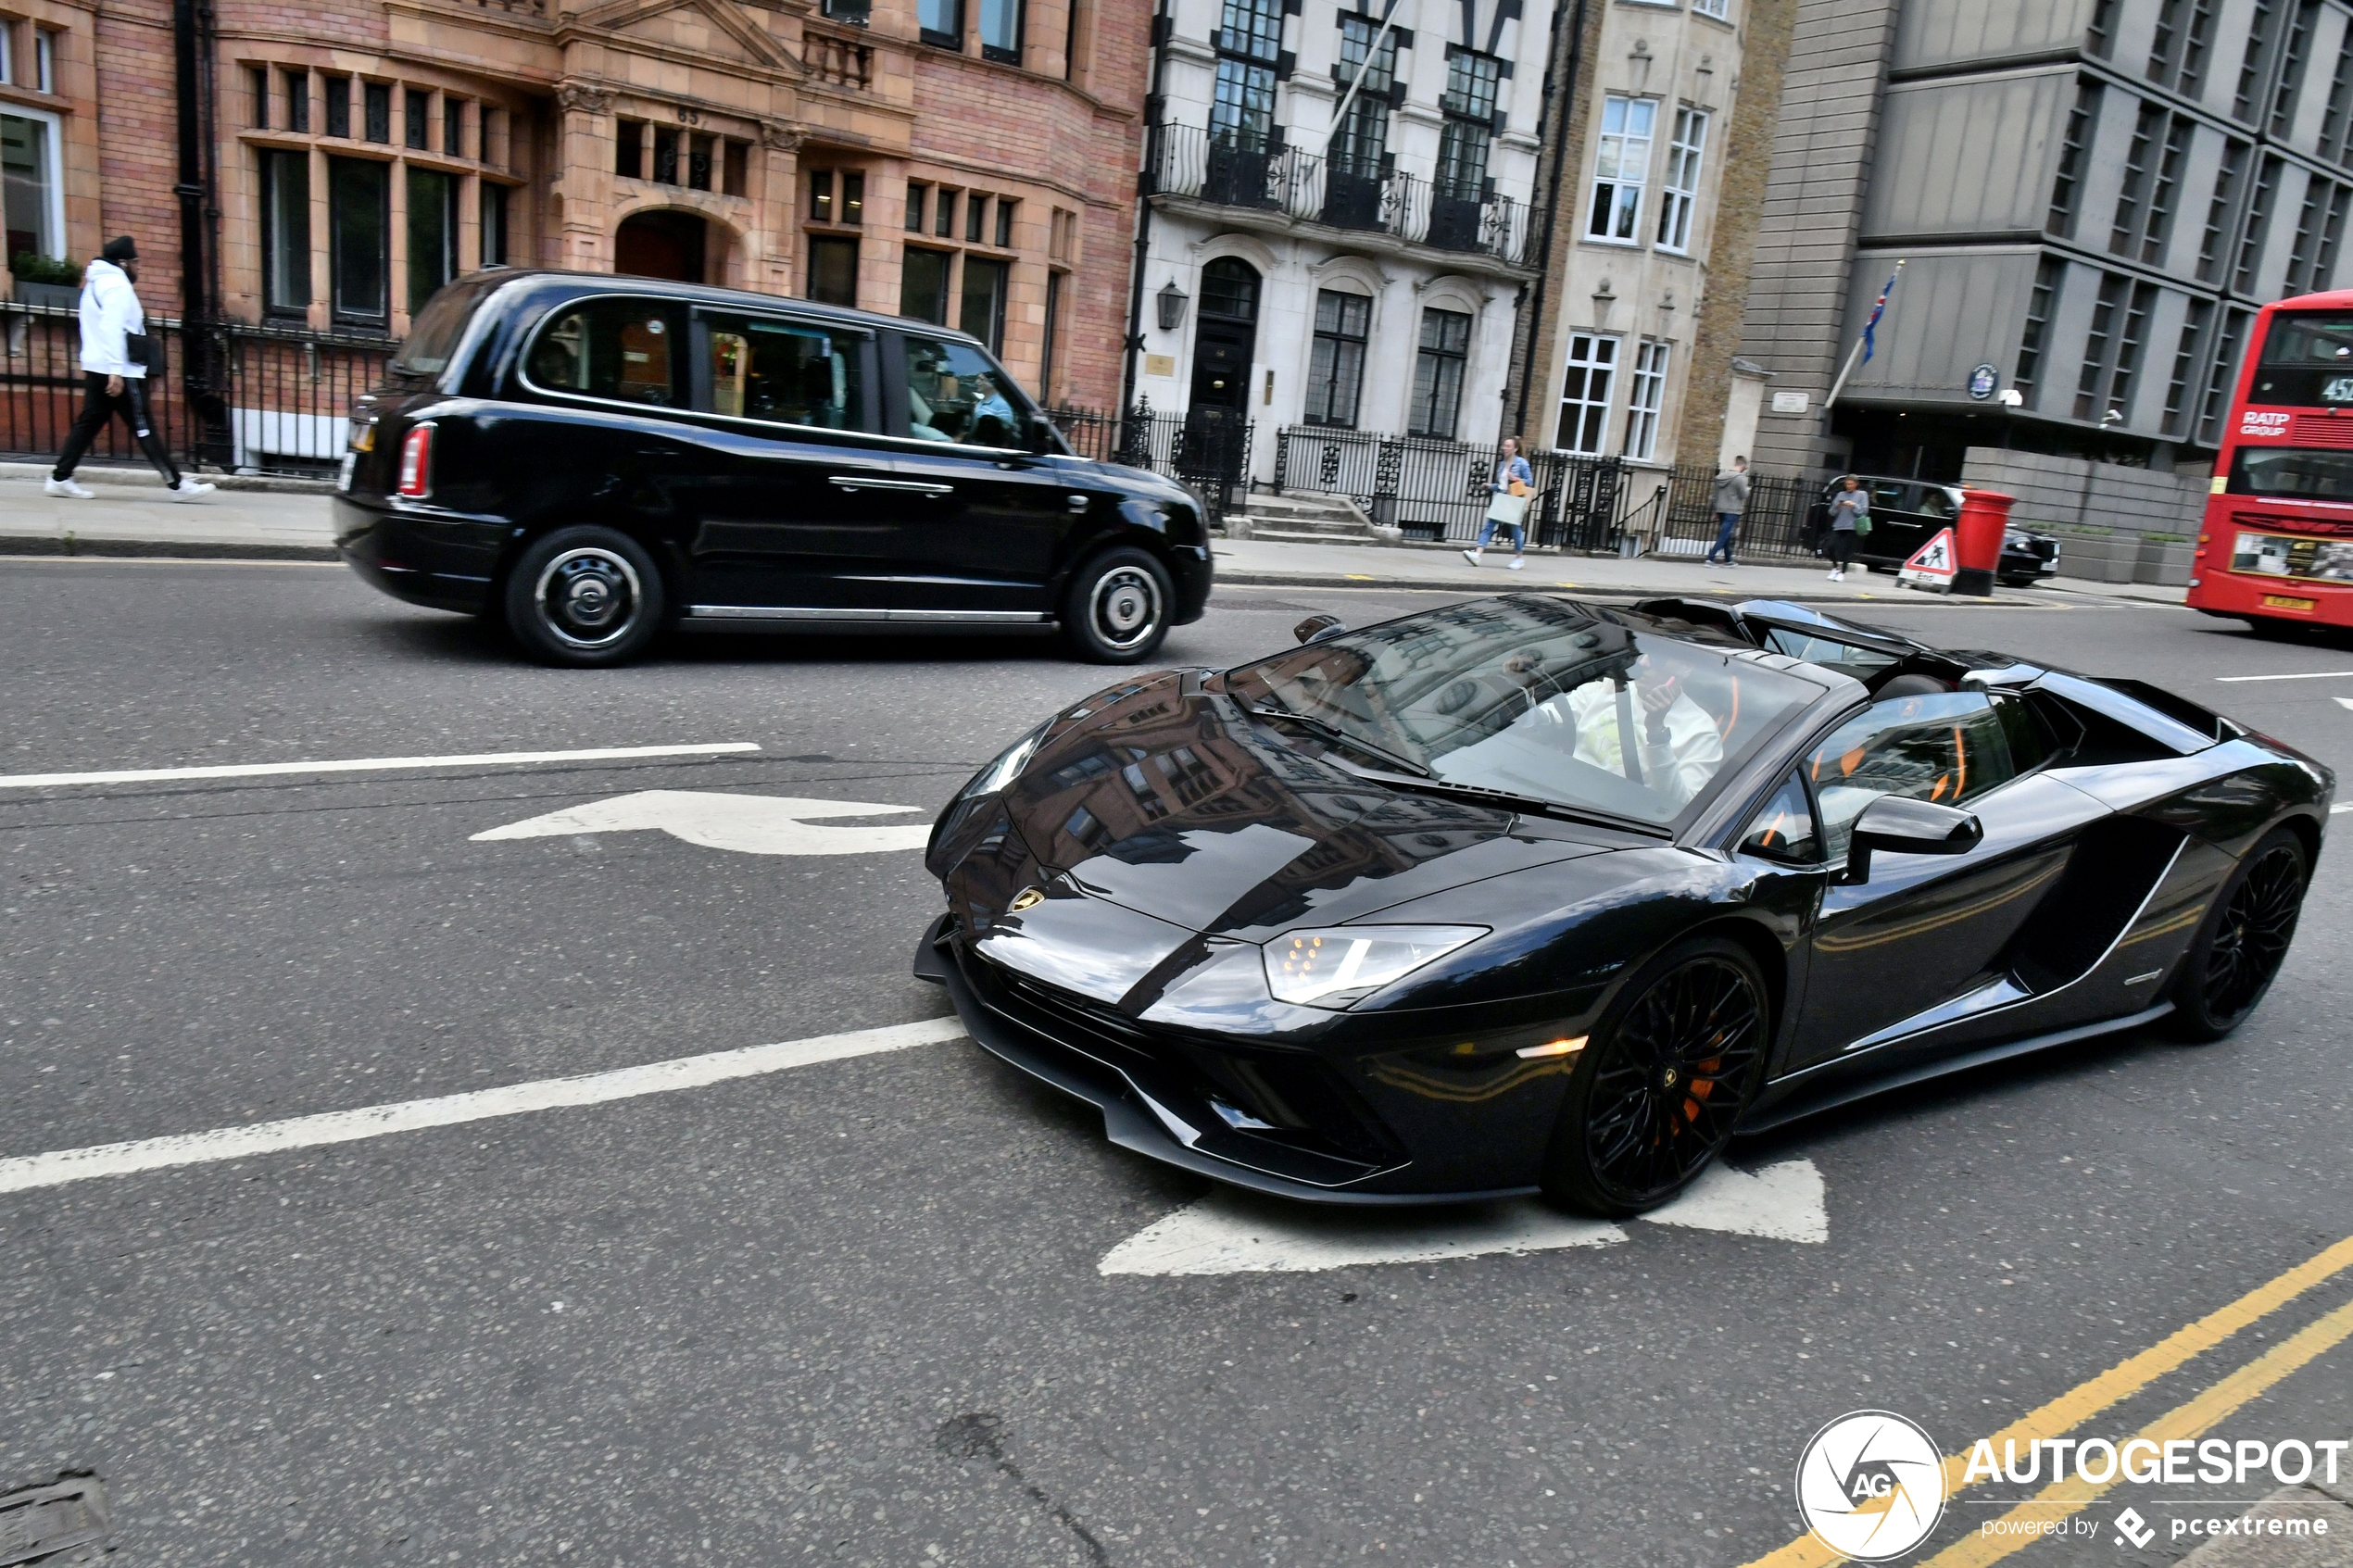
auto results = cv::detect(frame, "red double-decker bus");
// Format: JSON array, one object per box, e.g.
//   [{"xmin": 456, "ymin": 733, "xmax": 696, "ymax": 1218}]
[{"xmin": 2188, "ymin": 291, "xmax": 2353, "ymax": 631}]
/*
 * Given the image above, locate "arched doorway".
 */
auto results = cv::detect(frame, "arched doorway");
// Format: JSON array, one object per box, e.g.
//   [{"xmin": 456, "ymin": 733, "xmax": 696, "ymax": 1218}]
[
  {"xmin": 1189, "ymin": 257, "xmax": 1260, "ymax": 418},
  {"xmin": 615, "ymin": 210, "xmax": 709, "ymax": 282}
]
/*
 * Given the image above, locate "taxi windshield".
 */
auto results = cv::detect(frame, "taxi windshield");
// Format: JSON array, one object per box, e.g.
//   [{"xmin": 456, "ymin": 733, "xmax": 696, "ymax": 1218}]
[{"xmin": 1226, "ymin": 597, "xmax": 1824, "ymax": 827}]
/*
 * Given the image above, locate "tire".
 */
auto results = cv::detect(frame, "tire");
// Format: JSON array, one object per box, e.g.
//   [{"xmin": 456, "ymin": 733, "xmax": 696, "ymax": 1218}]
[
  {"xmin": 502, "ymin": 526, "xmax": 667, "ymax": 667},
  {"xmin": 2164, "ymin": 826, "xmax": 2309, "ymax": 1042},
  {"xmin": 1062, "ymin": 546, "xmax": 1173, "ymax": 664},
  {"xmin": 1540, "ymin": 935, "xmax": 1772, "ymax": 1218}
]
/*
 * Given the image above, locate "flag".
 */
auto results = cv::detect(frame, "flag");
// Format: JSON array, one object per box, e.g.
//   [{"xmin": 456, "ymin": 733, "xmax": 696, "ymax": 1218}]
[{"xmin": 1860, "ymin": 270, "xmax": 1900, "ymax": 364}]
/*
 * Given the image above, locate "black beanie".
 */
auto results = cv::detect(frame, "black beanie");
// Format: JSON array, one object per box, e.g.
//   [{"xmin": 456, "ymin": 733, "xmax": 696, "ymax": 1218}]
[{"xmin": 101, "ymin": 236, "xmax": 137, "ymax": 263}]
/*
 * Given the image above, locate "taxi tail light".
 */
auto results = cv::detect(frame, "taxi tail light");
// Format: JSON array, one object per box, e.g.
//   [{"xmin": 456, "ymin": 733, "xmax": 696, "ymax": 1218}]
[{"xmin": 396, "ymin": 424, "xmax": 434, "ymax": 497}]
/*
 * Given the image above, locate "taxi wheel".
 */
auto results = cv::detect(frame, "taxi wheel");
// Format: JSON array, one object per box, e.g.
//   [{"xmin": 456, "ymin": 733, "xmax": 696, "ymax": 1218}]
[
  {"xmin": 1063, "ymin": 547, "xmax": 1171, "ymax": 664},
  {"xmin": 503, "ymin": 526, "xmax": 667, "ymax": 667}
]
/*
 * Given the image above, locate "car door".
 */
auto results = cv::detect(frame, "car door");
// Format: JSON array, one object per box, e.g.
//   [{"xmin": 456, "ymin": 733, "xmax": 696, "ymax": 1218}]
[
  {"xmin": 681, "ymin": 307, "xmax": 896, "ymax": 614},
  {"xmin": 1862, "ymin": 480, "xmax": 1929, "ymax": 567},
  {"xmin": 1783, "ymin": 689, "xmax": 2107, "ymax": 1070},
  {"xmin": 885, "ymin": 330, "xmax": 1081, "ymax": 620}
]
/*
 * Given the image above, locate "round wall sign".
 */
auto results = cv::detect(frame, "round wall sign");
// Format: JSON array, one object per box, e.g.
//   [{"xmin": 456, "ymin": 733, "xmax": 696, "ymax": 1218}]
[{"xmin": 1967, "ymin": 362, "xmax": 1998, "ymax": 399}]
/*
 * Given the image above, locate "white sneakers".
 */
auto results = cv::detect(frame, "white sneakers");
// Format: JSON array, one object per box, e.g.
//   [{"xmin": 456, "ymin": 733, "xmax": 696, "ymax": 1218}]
[
  {"xmin": 1461, "ymin": 548, "xmax": 1483, "ymax": 566},
  {"xmin": 42, "ymin": 475, "xmax": 212, "ymax": 501},
  {"xmin": 1826, "ymin": 569, "xmax": 1846, "ymax": 582},
  {"xmin": 1461, "ymin": 549, "xmax": 1527, "ymax": 571},
  {"xmin": 1507, "ymin": 558, "xmax": 1524, "ymax": 571},
  {"xmin": 168, "ymin": 479, "xmax": 216, "ymax": 502},
  {"xmin": 44, "ymin": 477, "xmax": 94, "ymax": 499}
]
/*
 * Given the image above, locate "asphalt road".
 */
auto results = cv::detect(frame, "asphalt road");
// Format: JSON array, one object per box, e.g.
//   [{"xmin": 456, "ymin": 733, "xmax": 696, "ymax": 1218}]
[{"xmin": 2, "ymin": 560, "xmax": 2348, "ymax": 1568}]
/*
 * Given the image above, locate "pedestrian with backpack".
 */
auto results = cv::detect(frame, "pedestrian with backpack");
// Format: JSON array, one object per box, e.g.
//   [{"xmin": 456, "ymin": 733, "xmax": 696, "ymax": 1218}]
[{"xmin": 44, "ymin": 236, "xmax": 214, "ymax": 502}]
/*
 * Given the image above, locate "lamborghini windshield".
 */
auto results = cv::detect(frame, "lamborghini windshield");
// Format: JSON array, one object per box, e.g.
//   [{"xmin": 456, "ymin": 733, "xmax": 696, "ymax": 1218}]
[{"xmin": 1225, "ymin": 597, "xmax": 1825, "ymax": 827}]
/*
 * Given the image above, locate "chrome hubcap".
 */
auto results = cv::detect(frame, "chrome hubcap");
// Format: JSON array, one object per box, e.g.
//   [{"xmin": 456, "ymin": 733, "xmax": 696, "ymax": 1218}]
[
  {"xmin": 535, "ymin": 547, "xmax": 643, "ymax": 650},
  {"xmin": 1089, "ymin": 567, "xmax": 1162, "ymax": 651}
]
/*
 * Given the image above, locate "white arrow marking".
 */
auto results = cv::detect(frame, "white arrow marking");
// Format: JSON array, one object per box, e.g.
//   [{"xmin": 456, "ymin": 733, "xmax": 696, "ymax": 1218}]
[
  {"xmin": 1097, "ymin": 1158, "xmax": 1827, "ymax": 1275},
  {"xmin": 471, "ymin": 790, "xmax": 933, "ymax": 856}
]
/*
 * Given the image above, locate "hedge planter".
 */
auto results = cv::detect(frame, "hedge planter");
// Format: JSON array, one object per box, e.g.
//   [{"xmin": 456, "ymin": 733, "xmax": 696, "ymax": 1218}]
[{"xmin": 13, "ymin": 282, "xmax": 79, "ymax": 311}]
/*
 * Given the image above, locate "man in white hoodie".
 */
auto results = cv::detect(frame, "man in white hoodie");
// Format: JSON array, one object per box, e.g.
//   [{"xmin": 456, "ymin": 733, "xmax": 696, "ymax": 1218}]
[{"xmin": 44, "ymin": 236, "xmax": 214, "ymax": 501}]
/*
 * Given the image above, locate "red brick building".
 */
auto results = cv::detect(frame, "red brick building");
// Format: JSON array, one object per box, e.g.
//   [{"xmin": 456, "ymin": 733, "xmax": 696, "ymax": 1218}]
[{"xmin": 0, "ymin": 0, "xmax": 1145, "ymax": 414}]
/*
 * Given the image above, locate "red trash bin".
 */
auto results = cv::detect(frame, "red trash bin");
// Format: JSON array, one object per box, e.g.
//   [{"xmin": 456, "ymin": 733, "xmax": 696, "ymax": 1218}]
[{"xmin": 1952, "ymin": 486, "xmax": 2015, "ymax": 598}]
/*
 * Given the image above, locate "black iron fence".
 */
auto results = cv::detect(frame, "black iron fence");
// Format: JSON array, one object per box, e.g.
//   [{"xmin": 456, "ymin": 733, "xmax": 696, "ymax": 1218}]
[
  {"xmin": 1047, "ymin": 399, "xmax": 1254, "ymax": 523},
  {"xmin": 2, "ymin": 302, "xmax": 396, "ymax": 478},
  {"xmin": 1146, "ymin": 121, "xmax": 1529, "ymax": 267},
  {"xmin": 1629, "ymin": 463, "xmax": 1823, "ymax": 563},
  {"xmin": 1270, "ymin": 426, "xmax": 1627, "ymax": 548}
]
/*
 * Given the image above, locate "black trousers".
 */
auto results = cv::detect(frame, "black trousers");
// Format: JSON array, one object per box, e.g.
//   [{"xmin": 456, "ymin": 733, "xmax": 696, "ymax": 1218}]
[{"xmin": 53, "ymin": 372, "xmax": 181, "ymax": 485}]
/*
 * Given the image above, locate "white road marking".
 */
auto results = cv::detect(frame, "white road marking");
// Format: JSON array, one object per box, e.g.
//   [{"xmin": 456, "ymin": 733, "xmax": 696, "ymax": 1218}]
[
  {"xmin": 0, "ymin": 1017, "xmax": 967, "ymax": 1197},
  {"xmin": 0, "ymin": 742, "xmax": 761, "ymax": 790},
  {"xmin": 1097, "ymin": 1158, "xmax": 1829, "ymax": 1275},
  {"xmin": 472, "ymin": 789, "xmax": 933, "ymax": 855},
  {"xmin": 2336, "ymin": 697, "xmax": 2353, "ymax": 712},
  {"xmin": 2215, "ymin": 671, "xmax": 2353, "ymax": 682}
]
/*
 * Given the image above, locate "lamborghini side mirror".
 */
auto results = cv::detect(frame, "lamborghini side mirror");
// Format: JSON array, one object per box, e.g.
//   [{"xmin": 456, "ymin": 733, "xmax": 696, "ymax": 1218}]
[
  {"xmin": 1294, "ymin": 613, "xmax": 1348, "ymax": 645},
  {"xmin": 1839, "ymin": 795, "xmax": 1982, "ymax": 885}
]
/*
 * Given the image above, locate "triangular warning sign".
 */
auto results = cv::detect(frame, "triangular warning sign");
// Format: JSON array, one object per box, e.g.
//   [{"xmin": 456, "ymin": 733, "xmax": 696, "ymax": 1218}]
[{"xmin": 1898, "ymin": 527, "xmax": 1958, "ymax": 591}]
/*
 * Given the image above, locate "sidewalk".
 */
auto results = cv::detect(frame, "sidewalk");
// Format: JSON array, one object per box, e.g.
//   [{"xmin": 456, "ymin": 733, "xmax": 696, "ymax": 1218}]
[{"xmin": 0, "ymin": 466, "xmax": 2193, "ymax": 608}]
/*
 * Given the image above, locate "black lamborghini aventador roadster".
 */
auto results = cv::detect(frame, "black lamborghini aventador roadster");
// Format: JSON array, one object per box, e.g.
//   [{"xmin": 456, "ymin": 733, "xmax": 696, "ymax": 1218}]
[{"xmin": 913, "ymin": 595, "xmax": 2330, "ymax": 1217}]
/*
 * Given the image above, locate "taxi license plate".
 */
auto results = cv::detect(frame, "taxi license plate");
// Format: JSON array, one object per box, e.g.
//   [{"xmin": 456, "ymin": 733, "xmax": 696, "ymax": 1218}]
[
  {"xmin": 2261, "ymin": 594, "xmax": 2318, "ymax": 611},
  {"xmin": 336, "ymin": 450, "xmax": 357, "ymax": 492}
]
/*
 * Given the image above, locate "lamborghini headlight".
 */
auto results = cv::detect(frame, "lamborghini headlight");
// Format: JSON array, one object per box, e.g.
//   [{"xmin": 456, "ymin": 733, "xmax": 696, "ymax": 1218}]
[
  {"xmin": 960, "ymin": 718, "xmax": 1052, "ymax": 802},
  {"xmin": 1263, "ymin": 925, "xmax": 1488, "ymax": 1009}
]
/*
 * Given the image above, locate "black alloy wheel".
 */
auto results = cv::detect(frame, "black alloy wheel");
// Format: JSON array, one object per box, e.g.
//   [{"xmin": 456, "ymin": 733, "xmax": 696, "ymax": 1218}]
[
  {"xmin": 503, "ymin": 525, "xmax": 667, "ymax": 667},
  {"xmin": 1063, "ymin": 546, "xmax": 1172, "ymax": 664},
  {"xmin": 1541, "ymin": 935, "xmax": 1770, "ymax": 1217},
  {"xmin": 2167, "ymin": 827, "xmax": 2309, "ymax": 1042}
]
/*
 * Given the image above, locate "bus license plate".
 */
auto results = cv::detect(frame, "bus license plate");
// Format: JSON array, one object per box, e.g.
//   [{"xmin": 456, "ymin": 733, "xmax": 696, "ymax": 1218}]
[{"xmin": 2262, "ymin": 594, "xmax": 2318, "ymax": 610}]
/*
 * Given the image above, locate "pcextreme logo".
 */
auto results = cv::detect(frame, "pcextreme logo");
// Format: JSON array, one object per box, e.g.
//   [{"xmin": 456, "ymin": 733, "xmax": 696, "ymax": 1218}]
[{"xmin": 1794, "ymin": 1411, "xmax": 1949, "ymax": 1562}]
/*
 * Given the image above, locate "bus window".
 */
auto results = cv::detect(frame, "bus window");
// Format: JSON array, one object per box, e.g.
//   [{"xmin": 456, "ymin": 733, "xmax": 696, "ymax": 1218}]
[{"xmin": 2249, "ymin": 312, "xmax": 2353, "ymax": 405}]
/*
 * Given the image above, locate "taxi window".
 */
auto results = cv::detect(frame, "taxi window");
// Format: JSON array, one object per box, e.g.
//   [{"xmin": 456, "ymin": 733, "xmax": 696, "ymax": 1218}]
[
  {"xmin": 1869, "ymin": 479, "xmax": 1910, "ymax": 512},
  {"xmin": 902, "ymin": 332, "xmax": 1039, "ymax": 449},
  {"xmin": 1805, "ymin": 692, "xmax": 2045, "ymax": 858},
  {"xmin": 524, "ymin": 297, "xmax": 686, "ymax": 408},
  {"xmin": 702, "ymin": 312, "xmax": 869, "ymax": 431},
  {"xmin": 1917, "ymin": 487, "xmax": 1960, "ymax": 521}
]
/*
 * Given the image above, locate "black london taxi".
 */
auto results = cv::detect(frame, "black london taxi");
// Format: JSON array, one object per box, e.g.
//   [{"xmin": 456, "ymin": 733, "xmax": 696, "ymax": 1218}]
[
  {"xmin": 1804, "ymin": 475, "xmax": 2061, "ymax": 586},
  {"xmin": 334, "ymin": 270, "xmax": 1213, "ymax": 666}
]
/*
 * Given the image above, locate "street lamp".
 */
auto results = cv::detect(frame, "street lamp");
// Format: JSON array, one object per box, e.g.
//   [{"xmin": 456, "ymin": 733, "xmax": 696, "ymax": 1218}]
[{"xmin": 1157, "ymin": 279, "xmax": 1189, "ymax": 332}]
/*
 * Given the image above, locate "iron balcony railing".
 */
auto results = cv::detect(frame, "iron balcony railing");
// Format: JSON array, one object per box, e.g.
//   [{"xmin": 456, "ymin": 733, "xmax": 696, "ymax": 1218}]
[
  {"xmin": 1146, "ymin": 121, "xmax": 1529, "ymax": 267},
  {"xmin": 1048, "ymin": 398, "xmax": 1254, "ymax": 524}
]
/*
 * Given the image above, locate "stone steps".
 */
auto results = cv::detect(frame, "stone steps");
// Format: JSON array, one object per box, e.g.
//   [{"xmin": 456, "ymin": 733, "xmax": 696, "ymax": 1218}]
[{"xmin": 1225, "ymin": 491, "xmax": 1396, "ymax": 546}]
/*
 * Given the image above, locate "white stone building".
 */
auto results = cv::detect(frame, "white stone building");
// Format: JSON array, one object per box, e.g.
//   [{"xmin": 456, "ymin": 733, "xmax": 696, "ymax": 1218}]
[{"xmin": 1128, "ymin": 0, "xmax": 1558, "ymax": 480}]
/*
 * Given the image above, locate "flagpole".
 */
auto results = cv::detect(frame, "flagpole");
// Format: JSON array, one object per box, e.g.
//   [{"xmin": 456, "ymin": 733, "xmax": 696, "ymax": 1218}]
[{"xmin": 1825, "ymin": 258, "xmax": 1904, "ymax": 408}]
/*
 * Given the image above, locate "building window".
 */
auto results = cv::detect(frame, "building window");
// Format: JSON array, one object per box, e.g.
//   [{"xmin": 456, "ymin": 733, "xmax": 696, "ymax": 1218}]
[
  {"xmin": 811, "ymin": 169, "xmax": 864, "ymax": 225},
  {"xmin": 1691, "ymin": 0, "xmax": 1728, "ymax": 18},
  {"xmin": 324, "ymin": 76, "xmax": 350, "ymax": 138},
  {"xmin": 2271, "ymin": 0, "xmax": 2317, "ymax": 137},
  {"xmin": 901, "ymin": 245, "xmax": 952, "ymax": 323},
  {"xmin": 1332, "ymin": 14, "xmax": 1398, "ymax": 178},
  {"xmin": 1303, "ymin": 289, "xmax": 1371, "ymax": 427},
  {"xmin": 1409, "ymin": 307, "xmax": 1470, "ymax": 438},
  {"xmin": 616, "ymin": 119, "xmax": 643, "ymax": 178},
  {"xmin": 407, "ymin": 165, "xmax": 457, "ymax": 312},
  {"xmin": 2073, "ymin": 273, "xmax": 2123, "ymax": 422},
  {"xmin": 2047, "ymin": 80, "xmax": 2099, "ymax": 238},
  {"xmin": 2147, "ymin": 0, "xmax": 2214, "ymax": 96},
  {"xmin": 2015, "ymin": 255, "xmax": 2063, "ymax": 408},
  {"xmin": 2197, "ymin": 139, "xmax": 2248, "ymax": 282},
  {"xmin": 2197, "ymin": 308, "xmax": 2250, "ymax": 445},
  {"xmin": 724, "ymin": 141, "xmax": 748, "ymax": 197},
  {"xmin": 1587, "ymin": 96, "xmax": 1655, "ymax": 242},
  {"xmin": 1, "ymin": 109, "xmax": 61, "ymax": 263},
  {"xmin": 2144, "ymin": 115, "xmax": 2192, "ymax": 264},
  {"xmin": 327, "ymin": 155, "xmax": 389, "ymax": 323},
  {"xmin": 1655, "ymin": 107, "xmax": 1706, "ymax": 253},
  {"xmin": 2162, "ymin": 298, "xmax": 2212, "ymax": 437},
  {"xmin": 2284, "ymin": 174, "xmax": 2352, "ymax": 295},
  {"xmin": 966, "ymin": 193, "xmax": 987, "ymax": 242},
  {"xmin": 2074, "ymin": 273, "xmax": 2152, "ymax": 424},
  {"xmin": 2234, "ymin": 0, "xmax": 2279, "ymax": 122},
  {"xmin": 403, "ymin": 86, "xmax": 428, "ymax": 150},
  {"xmin": 2319, "ymin": 37, "xmax": 2353, "ymax": 166},
  {"xmin": 364, "ymin": 81, "xmax": 391, "ymax": 144},
  {"xmin": 445, "ymin": 95, "xmax": 465, "ymax": 158},
  {"xmin": 1041, "ymin": 270, "xmax": 1064, "ymax": 402},
  {"xmin": 919, "ymin": 0, "xmax": 963, "ymax": 48},
  {"xmin": 260, "ymin": 148, "xmax": 310, "ymax": 313},
  {"xmin": 906, "ymin": 183, "xmax": 927, "ymax": 231},
  {"xmin": 1554, "ymin": 332, "xmax": 1617, "ymax": 454},
  {"xmin": 824, "ymin": 0, "xmax": 873, "ymax": 20},
  {"xmin": 2109, "ymin": 104, "xmax": 2161, "ymax": 257},
  {"xmin": 481, "ymin": 182, "xmax": 509, "ymax": 268},
  {"xmin": 936, "ymin": 189, "xmax": 958, "ymax": 238},
  {"xmin": 34, "ymin": 30, "xmax": 52, "ymax": 94},
  {"xmin": 979, "ymin": 0, "xmax": 1022, "ymax": 62},
  {"xmin": 959, "ymin": 254, "xmax": 1008, "ymax": 351},
  {"xmin": 249, "ymin": 64, "xmax": 270, "ymax": 128},
  {"xmin": 1212, "ymin": 0, "xmax": 1283, "ymax": 153},
  {"xmin": 2109, "ymin": 107, "xmax": 2191, "ymax": 265},
  {"xmin": 2235, "ymin": 154, "xmax": 2283, "ymax": 294},
  {"xmin": 1624, "ymin": 339, "xmax": 1668, "ymax": 460},
  {"xmin": 2086, "ymin": 0, "xmax": 2117, "ymax": 56},
  {"xmin": 1438, "ymin": 47, "xmax": 1500, "ymax": 203},
  {"xmin": 284, "ymin": 69, "xmax": 310, "ymax": 133},
  {"xmin": 809, "ymin": 235, "xmax": 859, "ymax": 306},
  {"xmin": 994, "ymin": 197, "xmax": 1014, "ymax": 248}
]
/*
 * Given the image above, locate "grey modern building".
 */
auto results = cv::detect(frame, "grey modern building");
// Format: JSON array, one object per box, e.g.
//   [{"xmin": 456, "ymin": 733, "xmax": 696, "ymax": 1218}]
[{"xmin": 1736, "ymin": 0, "xmax": 2352, "ymax": 483}]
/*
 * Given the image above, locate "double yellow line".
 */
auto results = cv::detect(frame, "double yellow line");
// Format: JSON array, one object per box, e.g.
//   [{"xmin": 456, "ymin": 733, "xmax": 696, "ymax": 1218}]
[{"xmin": 1739, "ymin": 1235, "xmax": 2353, "ymax": 1568}]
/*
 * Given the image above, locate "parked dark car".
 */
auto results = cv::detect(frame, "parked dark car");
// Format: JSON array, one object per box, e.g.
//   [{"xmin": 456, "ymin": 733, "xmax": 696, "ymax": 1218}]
[
  {"xmin": 333, "ymin": 270, "xmax": 1213, "ymax": 665},
  {"xmin": 1806, "ymin": 476, "xmax": 2060, "ymax": 586},
  {"xmin": 916, "ymin": 595, "xmax": 2325, "ymax": 1215}
]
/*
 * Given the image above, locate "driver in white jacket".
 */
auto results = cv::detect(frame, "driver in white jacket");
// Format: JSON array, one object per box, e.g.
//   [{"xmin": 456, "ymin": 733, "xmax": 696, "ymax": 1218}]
[{"xmin": 44, "ymin": 235, "xmax": 213, "ymax": 501}]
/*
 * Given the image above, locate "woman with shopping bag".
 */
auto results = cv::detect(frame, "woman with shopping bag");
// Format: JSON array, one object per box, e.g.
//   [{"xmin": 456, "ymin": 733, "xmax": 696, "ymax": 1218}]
[{"xmin": 1463, "ymin": 437, "xmax": 1534, "ymax": 570}]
